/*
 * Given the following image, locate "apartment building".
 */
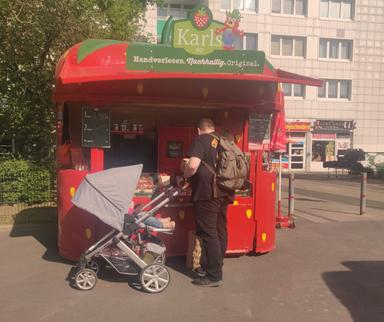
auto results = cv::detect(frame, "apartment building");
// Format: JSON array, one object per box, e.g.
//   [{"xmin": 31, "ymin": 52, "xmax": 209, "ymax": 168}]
[{"xmin": 145, "ymin": 0, "xmax": 384, "ymax": 171}]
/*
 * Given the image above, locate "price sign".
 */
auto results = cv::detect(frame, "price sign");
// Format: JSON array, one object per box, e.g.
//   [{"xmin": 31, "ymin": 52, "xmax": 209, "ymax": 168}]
[
  {"xmin": 81, "ymin": 108, "xmax": 111, "ymax": 148},
  {"xmin": 248, "ymin": 112, "xmax": 271, "ymax": 151}
]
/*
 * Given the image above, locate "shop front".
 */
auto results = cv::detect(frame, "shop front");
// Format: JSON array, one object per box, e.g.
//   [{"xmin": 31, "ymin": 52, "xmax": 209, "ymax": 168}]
[
  {"xmin": 285, "ymin": 120, "xmax": 311, "ymax": 171},
  {"xmin": 310, "ymin": 119, "xmax": 354, "ymax": 171},
  {"xmin": 54, "ymin": 6, "xmax": 322, "ymax": 261}
]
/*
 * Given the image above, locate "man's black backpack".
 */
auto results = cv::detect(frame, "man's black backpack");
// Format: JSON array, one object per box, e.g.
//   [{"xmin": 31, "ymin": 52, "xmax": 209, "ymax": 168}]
[{"xmin": 202, "ymin": 134, "xmax": 249, "ymax": 194}]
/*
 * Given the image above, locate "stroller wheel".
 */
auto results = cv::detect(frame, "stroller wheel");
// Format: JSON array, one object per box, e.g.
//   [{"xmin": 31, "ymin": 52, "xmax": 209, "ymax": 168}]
[
  {"xmin": 140, "ymin": 263, "xmax": 170, "ymax": 293},
  {"xmin": 86, "ymin": 260, "xmax": 99, "ymax": 274},
  {"xmin": 74, "ymin": 268, "xmax": 97, "ymax": 291},
  {"xmin": 154, "ymin": 253, "xmax": 166, "ymax": 264}
]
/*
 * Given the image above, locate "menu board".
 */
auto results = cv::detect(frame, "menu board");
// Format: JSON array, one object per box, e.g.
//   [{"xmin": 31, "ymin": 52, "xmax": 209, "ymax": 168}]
[
  {"xmin": 81, "ymin": 108, "xmax": 111, "ymax": 148},
  {"xmin": 248, "ymin": 112, "xmax": 271, "ymax": 150},
  {"xmin": 167, "ymin": 141, "xmax": 184, "ymax": 158}
]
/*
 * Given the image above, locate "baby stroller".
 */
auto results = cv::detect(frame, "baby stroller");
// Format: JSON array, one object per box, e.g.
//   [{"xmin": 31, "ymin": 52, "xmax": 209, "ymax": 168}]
[{"xmin": 70, "ymin": 164, "xmax": 181, "ymax": 293}]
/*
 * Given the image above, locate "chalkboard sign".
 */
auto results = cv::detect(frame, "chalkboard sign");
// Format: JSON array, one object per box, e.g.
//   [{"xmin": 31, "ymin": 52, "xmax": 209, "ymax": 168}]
[
  {"xmin": 167, "ymin": 141, "xmax": 184, "ymax": 158},
  {"xmin": 248, "ymin": 112, "xmax": 271, "ymax": 150},
  {"xmin": 81, "ymin": 108, "xmax": 111, "ymax": 148}
]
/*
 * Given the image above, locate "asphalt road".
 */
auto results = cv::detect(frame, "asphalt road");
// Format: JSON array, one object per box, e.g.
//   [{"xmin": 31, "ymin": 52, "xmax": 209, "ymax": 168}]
[{"xmin": 0, "ymin": 173, "xmax": 383, "ymax": 322}]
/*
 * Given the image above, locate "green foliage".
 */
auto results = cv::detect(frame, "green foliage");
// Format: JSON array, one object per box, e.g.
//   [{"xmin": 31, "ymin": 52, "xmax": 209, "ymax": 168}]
[
  {"xmin": 0, "ymin": 0, "xmax": 161, "ymax": 167},
  {"xmin": 377, "ymin": 164, "xmax": 384, "ymax": 178},
  {"xmin": 0, "ymin": 158, "xmax": 53, "ymax": 205}
]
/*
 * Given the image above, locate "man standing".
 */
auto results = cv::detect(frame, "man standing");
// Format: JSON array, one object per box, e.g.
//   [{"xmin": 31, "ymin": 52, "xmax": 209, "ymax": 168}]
[{"xmin": 182, "ymin": 118, "xmax": 233, "ymax": 287}]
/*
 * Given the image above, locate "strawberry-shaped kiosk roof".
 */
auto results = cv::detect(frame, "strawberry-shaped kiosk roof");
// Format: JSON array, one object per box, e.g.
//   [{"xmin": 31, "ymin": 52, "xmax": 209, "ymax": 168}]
[
  {"xmin": 54, "ymin": 6, "xmax": 321, "ymax": 107},
  {"xmin": 54, "ymin": 39, "xmax": 321, "ymax": 110}
]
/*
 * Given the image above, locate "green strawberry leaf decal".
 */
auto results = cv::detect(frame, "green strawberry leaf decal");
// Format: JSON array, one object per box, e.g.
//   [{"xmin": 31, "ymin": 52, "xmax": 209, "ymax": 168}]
[{"xmin": 77, "ymin": 39, "xmax": 126, "ymax": 64}]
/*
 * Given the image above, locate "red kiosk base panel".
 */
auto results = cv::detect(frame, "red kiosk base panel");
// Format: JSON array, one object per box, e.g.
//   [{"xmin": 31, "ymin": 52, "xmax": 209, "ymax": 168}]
[{"xmin": 57, "ymin": 161, "xmax": 277, "ymax": 260}]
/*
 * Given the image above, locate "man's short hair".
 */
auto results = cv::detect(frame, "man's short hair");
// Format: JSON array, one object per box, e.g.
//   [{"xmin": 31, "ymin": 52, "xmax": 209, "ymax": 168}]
[{"xmin": 197, "ymin": 118, "xmax": 215, "ymax": 131}]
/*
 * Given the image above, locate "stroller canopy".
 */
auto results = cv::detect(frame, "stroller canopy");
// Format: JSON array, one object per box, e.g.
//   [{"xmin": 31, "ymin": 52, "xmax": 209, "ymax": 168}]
[{"xmin": 72, "ymin": 164, "xmax": 143, "ymax": 231}]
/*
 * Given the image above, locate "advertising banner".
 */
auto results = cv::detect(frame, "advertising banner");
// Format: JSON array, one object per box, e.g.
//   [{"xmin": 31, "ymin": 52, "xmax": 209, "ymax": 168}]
[
  {"xmin": 127, "ymin": 44, "xmax": 265, "ymax": 74},
  {"xmin": 126, "ymin": 6, "xmax": 266, "ymax": 74}
]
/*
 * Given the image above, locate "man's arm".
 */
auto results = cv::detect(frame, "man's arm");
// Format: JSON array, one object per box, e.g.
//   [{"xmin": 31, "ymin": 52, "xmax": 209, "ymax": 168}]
[{"xmin": 183, "ymin": 157, "xmax": 201, "ymax": 179}]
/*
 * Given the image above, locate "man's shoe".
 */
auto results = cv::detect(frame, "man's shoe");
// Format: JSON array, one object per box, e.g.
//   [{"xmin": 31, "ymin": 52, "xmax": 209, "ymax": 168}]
[
  {"xmin": 194, "ymin": 267, "xmax": 207, "ymax": 277},
  {"xmin": 192, "ymin": 277, "xmax": 222, "ymax": 287}
]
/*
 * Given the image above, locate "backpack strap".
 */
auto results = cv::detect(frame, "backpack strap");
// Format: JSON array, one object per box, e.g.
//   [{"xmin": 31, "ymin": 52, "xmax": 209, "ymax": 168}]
[
  {"xmin": 201, "ymin": 160, "xmax": 216, "ymax": 175},
  {"xmin": 201, "ymin": 160, "xmax": 219, "ymax": 198},
  {"xmin": 209, "ymin": 133, "xmax": 220, "ymax": 141},
  {"xmin": 201, "ymin": 133, "xmax": 221, "ymax": 199},
  {"xmin": 202, "ymin": 133, "xmax": 220, "ymax": 172}
]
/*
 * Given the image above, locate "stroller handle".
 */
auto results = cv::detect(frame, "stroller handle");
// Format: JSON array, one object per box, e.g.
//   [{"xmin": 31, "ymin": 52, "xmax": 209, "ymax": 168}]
[{"xmin": 165, "ymin": 182, "xmax": 189, "ymax": 199}]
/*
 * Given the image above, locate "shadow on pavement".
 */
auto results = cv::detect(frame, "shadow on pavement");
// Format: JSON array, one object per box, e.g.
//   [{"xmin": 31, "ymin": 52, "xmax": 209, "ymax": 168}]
[
  {"xmin": 309, "ymin": 208, "xmax": 358, "ymax": 215},
  {"xmin": 166, "ymin": 256, "xmax": 196, "ymax": 279},
  {"xmin": 66, "ymin": 263, "xmax": 146, "ymax": 292},
  {"xmin": 9, "ymin": 221, "xmax": 72, "ymax": 265},
  {"xmin": 9, "ymin": 206, "xmax": 57, "ymax": 225},
  {"xmin": 323, "ymin": 261, "xmax": 384, "ymax": 322},
  {"xmin": 295, "ymin": 197, "xmax": 325, "ymax": 202}
]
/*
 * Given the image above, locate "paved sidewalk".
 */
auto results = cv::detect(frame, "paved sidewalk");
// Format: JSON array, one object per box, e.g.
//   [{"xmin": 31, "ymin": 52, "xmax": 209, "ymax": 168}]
[
  {"xmin": 280, "ymin": 172, "xmax": 384, "ymax": 223},
  {"xmin": 0, "ymin": 173, "xmax": 383, "ymax": 322},
  {"xmin": 1, "ymin": 221, "xmax": 384, "ymax": 322}
]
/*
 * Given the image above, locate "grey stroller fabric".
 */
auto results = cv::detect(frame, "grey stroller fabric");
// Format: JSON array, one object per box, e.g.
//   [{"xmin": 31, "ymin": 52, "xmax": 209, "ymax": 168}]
[{"xmin": 72, "ymin": 164, "xmax": 143, "ymax": 231}]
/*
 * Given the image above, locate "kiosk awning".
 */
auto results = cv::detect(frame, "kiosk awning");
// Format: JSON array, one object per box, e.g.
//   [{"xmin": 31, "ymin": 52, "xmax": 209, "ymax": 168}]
[{"xmin": 54, "ymin": 40, "xmax": 322, "ymax": 109}]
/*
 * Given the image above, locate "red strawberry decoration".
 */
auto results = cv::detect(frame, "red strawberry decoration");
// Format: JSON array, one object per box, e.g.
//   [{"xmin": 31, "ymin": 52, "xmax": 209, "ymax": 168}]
[{"xmin": 193, "ymin": 7, "xmax": 209, "ymax": 29}]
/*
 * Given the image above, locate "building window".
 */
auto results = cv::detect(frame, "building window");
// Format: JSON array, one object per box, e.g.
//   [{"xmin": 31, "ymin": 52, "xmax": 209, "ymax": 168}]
[
  {"xmin": 318, "ymin": 80, "xmax": 352, "ymax": 100},
  {"xmin": 320, "ymin": 0, "xmax": 354, "ymax": 20},
  {"xmin": 271, "ymin": 35, "xmax": 306, "ymax": 57},
  {"xmin": 319, "ymin": 39, "xmax": 352, "ymax": 60},
  {"xmin": 157, "ymin": 3, "xmax": 194, "ymax": 19},
  {"xmin": 282, "ymin": 83, "xmax": 305, "ymax": 98},
  {"xmin": 271, "ymin": 0, "xmax": 307, "ymax": 16},
  {"xmin": 220, "ymin": 0, "xmax": 258, "ymax": 13},
  {"xmin": 157, "ymin": 3, "xmax": 195, "ymax": 42},
  {"xmin": 234, "ymin": 33, "xmax": 258, "ymax": 50},
  {"xmin": 312, "ymin": 140, "xmax": 335, "ymax": 162}
]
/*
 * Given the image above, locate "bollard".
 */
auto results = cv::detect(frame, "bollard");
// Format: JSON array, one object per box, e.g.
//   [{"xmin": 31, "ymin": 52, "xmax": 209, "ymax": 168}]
[
  {"xmin": 288, "ymin": 173, "xmax": 295, "ymax": 217},
  {"xmin": 277, "ymin": 154, "xmax": 282, "ymax": 217},
  {"xmin": 360, "ymin": 172, "xmax": 367, "ymax": 215}
]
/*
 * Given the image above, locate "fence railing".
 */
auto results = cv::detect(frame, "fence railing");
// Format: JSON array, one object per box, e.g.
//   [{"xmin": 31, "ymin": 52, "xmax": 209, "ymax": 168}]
[
  {"xmin": 0, "ymin": 170, "xmax": 57, "ymax": 225},
  {"xmin": 0, "ymin": 139, "xmax": 16, "ymax": 156}
]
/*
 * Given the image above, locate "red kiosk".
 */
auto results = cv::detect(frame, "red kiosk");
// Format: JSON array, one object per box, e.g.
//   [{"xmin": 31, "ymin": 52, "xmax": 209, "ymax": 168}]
[{"xmin": 54, "ymin": 6, "xmax": 321, "ymax": 261}]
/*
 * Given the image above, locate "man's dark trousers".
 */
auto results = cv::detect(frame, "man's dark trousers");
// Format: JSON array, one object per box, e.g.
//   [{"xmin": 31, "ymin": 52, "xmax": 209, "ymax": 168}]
[{"xmin": 193, "ymin": 197, "xmax": 229, "ymax": 282}]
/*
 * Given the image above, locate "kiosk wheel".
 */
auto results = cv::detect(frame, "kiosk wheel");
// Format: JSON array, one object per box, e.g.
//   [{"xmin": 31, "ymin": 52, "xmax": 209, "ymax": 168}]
[
  {"xmin": 140, "ymin": 263, "xmax": 170, "ymax": 293},
  {"xmin": 74, "ymin": 268, "xmax": 97, "ymax": 291}
]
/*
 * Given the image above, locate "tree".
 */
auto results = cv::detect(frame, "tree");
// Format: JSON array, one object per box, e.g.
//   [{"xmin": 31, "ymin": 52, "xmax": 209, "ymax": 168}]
[{"xmin": 0, "ymin": 0, "xmax": 160, "ymax": 167}]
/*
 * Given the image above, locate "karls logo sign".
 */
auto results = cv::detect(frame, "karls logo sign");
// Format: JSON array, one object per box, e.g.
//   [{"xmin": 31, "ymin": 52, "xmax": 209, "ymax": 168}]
[
  {"xmin": 173, "ymin": 6, "xmax": 244, "ymax": 55},
  {"xmin": 126, "ymin": 6, "xmax": 265, "ymax": 74}
]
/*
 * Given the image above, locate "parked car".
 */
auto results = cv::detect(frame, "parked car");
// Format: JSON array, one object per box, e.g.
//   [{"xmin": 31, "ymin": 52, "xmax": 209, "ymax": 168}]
[{"xmin": 323, "ymin": 149, "xmax": 374, "ymax": 176}]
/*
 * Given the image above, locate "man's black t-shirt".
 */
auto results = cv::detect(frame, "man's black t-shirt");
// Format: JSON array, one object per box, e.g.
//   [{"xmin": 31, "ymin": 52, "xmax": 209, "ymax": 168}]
[{"xmin": 188, "ymin": 132, "xmax": 229, "ymax": 201}]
